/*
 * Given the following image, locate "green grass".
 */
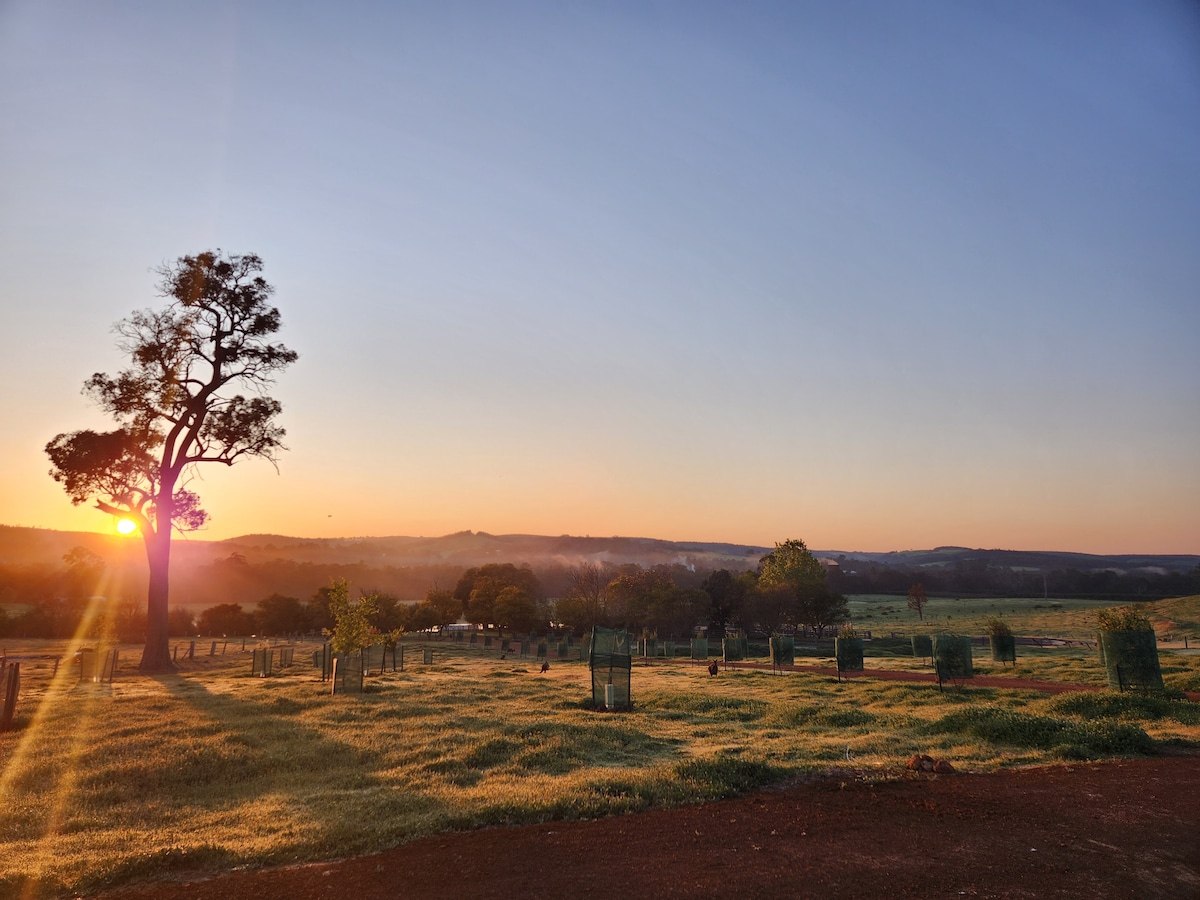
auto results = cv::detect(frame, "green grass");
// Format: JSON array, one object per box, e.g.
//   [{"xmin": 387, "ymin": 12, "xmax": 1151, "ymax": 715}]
[
  {"xmin": 2, "ymin": 634, "xmax": 1199, "ymax": 897},
  {"xmin": 847, "ymin": 594, "xmax": 1200, "ymax": 643},
  {"xmin": 924, "ymin": 707, "xmax": 1156, "ymax": 759}
]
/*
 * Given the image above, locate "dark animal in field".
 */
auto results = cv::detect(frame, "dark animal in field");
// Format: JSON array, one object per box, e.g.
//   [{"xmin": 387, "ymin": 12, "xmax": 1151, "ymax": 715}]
[
  {"xmin": 708, "ymin": 659, "xmax": 719, "ymax": 677},
  {"xmin": 540, "ymin": 661, "xmax": 550, "ymax": 673}
]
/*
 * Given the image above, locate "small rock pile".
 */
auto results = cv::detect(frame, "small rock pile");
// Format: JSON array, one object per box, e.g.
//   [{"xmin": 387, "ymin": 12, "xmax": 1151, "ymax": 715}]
[{"xmin": 907, "ymin": 754, "xmax": 955, "ymax": 774}]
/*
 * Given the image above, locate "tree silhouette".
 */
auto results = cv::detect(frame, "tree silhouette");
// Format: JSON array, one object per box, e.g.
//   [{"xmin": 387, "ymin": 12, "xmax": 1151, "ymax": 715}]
[
  {"xmin": 45, "ymin": 251, "xmax": 297, "ymax": 671},
  {"xmin": 906, "ymin": 582, "xmax": 928, "ymax": 621}
]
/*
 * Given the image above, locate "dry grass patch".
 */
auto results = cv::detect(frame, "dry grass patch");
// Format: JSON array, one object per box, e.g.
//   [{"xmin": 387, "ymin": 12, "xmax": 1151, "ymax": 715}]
[{"xmin": 2, "ymin": 641, "xmax": 1198, "ymax": 897}]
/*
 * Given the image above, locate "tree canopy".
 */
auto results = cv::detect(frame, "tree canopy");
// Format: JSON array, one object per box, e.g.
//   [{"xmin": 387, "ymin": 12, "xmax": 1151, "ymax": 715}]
[
  {"xmin": 753, "ymin": 538, "xmax": 848, "ymax": 637},
  {"xmin": 323, "ymin": 579, "xmax": 379, "ymax": 655},
  {"xmin": 758, "ymin": 539, "xmax": 826, "ymax": 591},
  {"xmin": 45, "ymin": 251, "xmax": 297, "ymax": 671}
]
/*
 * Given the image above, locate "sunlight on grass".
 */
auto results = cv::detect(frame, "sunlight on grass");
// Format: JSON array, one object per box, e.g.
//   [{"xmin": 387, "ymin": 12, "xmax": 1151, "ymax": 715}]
[{"xmin": 2, "ymin": 624, "xmax": 1198, "ymax": 897}]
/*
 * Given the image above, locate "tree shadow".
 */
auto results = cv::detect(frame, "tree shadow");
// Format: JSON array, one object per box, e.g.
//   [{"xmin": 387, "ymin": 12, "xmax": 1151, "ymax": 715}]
[{"xmin": 140, "ymin": 674, "xmax": 447, "ymax": 866}]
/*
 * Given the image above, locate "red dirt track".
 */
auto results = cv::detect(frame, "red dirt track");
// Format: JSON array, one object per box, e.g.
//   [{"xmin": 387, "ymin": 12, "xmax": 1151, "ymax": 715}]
[{"xmin": 95, "ymin": 754, "xmax": 1200, "ymax": 900}]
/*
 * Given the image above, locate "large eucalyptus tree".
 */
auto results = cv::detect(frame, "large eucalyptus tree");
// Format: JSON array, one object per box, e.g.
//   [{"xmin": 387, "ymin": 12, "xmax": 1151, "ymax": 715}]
[{"xmin": 46, "ymin": 251, "xmax": 298, "ymax": 671}]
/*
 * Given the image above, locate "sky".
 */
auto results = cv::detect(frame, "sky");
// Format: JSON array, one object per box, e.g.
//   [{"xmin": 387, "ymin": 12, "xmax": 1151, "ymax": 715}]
[{"xmin": 1, "ymin": 1, "xmax": 1198, "ymax": 554}]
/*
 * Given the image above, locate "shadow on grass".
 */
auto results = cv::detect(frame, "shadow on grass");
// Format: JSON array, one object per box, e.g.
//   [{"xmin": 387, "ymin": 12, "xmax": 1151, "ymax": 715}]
[{"xmin": 83, "ymin": 675, "xmax": 450, "ymax": 886}]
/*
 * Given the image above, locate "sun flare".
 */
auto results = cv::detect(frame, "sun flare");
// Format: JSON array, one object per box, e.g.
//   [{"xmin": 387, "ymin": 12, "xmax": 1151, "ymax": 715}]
[{"xmin": 116, "ymin": 518, "xmax": 137, "ymax": 535}]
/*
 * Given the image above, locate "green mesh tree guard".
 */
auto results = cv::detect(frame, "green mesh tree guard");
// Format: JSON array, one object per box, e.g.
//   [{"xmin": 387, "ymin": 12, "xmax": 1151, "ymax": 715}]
[
  {"xmin": 77, "ymin": 650, "xmax": 97, "ymax": 682},
  {"xmin": 99, "ymin": 649, "xmax": 119, "ymax": 683},
  {"xmin": 932, "ymin": 635, "xmax": 973, "ymax": 682},
  {"xmin": 911, "ymin": 635, "xmax": 932, "ymax": 660},
  {"xmin": 556, "ymin": 640, "xmax": 569, "ymax": 658},
  {"xmin": 251, "ymin": 648, "xmax": 274, "ymax": 677},
  {"xmin": 1097, "ymin": 633, "xmax": 1106, "ymax": 666},
  {"xmin": 663, "ymin": 640, "xmax": 675, "ymax": 658},
  {"xmin": 835, "ymin": 637, "xmax": 864, "ymax": 673},
  {"xmin": 1100, "ymin": 630, "xmax": 1164, "ymax": 692},
  {"xmin": 314, "ymin": 642, "xmax": 334, "ymax": 681},
  {"xmin": 769, "ymin": 635, "xmax": 794, "ymax": 667},
  {"xmin": 372, "ymin": 643, "xmax": 397, "ymax": 673},
  {"xmin": 691, "ymin": 638, "xmax": 709, "ymax": 660},
  {"xmin": 722, "ymin": 637, "xmax": 744, "ymax": 662},
  {"xmin": 590, "ymin": 627, "xmax": 632, "ymax": 709},
  {"xmin": 990, "ymin": 635, "xmax": 1017, "ymax": 664},
  {"xmin": 331, "ymin": 652, "xmax": 364, "ymax": 694}
]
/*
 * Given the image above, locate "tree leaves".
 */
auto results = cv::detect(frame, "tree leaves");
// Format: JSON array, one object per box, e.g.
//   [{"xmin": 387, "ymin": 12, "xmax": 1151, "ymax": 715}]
[
  {"xmin": 46, "ymin": 250, "xmax": 297, "ymax": 534},
  {"xmin": 758, "ymin": 539, "xmax": 825, "ymax": 591}
]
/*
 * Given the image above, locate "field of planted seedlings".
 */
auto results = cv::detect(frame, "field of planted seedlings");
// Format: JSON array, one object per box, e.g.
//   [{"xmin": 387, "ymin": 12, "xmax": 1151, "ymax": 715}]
[{"xmin": 2, "ymin": 596, "xmax": 1199, "ymax": 897}]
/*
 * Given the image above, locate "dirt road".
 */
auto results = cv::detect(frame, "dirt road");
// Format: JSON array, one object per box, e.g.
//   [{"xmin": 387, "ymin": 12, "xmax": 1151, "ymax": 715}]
[{"xmin": 93, "ymin": 754, "xmax": 1200, "ymax": 899}]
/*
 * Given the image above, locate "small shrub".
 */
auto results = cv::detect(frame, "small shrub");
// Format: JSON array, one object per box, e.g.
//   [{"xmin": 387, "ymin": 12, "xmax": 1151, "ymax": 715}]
[
  {"xmin": 1097, "ymin": 605, "xmax": 1153, "ymax": 632},
  {"xmin": 983, "ymin": 617, "xmax": 1012, "ymax": 638}
]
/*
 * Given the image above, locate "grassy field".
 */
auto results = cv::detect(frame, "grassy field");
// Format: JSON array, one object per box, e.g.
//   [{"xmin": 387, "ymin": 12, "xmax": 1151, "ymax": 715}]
[
  {"xmin": 2, "ymin": 597, "xmax": 1199, "ymax": 897},
  {"xmin": 847, "ymin": 593, "xmax": 1200, "ymax": 643}
]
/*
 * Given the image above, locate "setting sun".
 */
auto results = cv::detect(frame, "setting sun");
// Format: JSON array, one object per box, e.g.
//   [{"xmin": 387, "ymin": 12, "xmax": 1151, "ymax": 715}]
[{"xmin": 116, "ymin": 518, "xmax": 137, "ymax": 535}]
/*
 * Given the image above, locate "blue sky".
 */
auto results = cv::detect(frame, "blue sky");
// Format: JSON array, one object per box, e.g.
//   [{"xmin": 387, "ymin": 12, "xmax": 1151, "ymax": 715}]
[{"xmin": 2, "ymin": 1, "xmax": 1197, "ymax": 552}]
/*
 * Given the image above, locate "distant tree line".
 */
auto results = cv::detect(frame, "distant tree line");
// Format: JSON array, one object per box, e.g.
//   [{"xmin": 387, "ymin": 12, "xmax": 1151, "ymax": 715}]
[
  {"xmin": 551, "ymin": 539, "xmax": 848, "ymax": 638},
  {"xmin": 7, "ymin": 541, "xmax": 1195, "ymax": 642},
  {"xmin": 828, "ymin": 556, "xmax": 1200, "ymax": 600},
  {"xmin": 0, "ymin": 550, "xmax": 462, "ymax": 640},
  {"xmin": 171, "ymin": 554, "xmax": 465, "ymax": 608}
]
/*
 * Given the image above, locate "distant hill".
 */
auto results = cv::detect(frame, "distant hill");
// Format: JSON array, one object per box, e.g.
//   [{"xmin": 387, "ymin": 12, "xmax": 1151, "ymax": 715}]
[
  {"xmin": 820, "ymin": 546, "xmax": 1200, "ymax": 576},
  {"xmin": 0, "ymin": 525, "xmax": 767, "ymax": 571},
  {"xmin": 1, "ymin": 525, "xmax": 1193, "ymax": 575}
]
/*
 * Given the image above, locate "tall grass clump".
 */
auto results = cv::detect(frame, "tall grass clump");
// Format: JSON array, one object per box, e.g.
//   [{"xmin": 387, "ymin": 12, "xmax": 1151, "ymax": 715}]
[
  {"xmin": 671, "ymin": 754, "xmax": 785, "ymax": 798},
  {"xmin": 1047, "ymin": 692, "xmax": 1200, "ymax": 725},
  {"xmin": 926, "ymin": 707, "xmax": 1154, "ymax": 759}
]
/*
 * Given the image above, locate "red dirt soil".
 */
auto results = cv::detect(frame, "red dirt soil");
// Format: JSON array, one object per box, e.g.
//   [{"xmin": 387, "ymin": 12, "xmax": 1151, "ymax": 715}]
[{"xmin": 94, "ymin": 754, "xmax": 1200, "ymax": 900}]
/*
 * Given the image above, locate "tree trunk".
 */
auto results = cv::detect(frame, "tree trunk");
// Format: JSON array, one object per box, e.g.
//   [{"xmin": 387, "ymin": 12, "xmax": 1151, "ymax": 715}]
[{"xmin": 138, "ymin": 527, "xmax": 175, "ymax": 672}]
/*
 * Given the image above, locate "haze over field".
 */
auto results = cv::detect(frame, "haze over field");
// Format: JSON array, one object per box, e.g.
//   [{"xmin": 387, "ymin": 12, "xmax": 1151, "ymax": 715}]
[{"xmin": 1, "ymin": 2, "xmax": 1197, "ymax": 553}]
